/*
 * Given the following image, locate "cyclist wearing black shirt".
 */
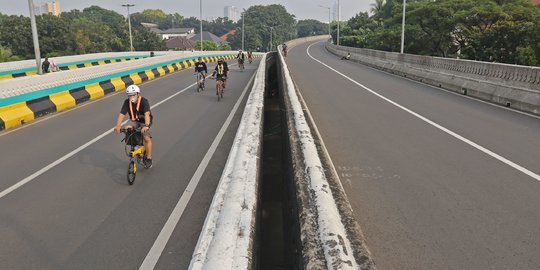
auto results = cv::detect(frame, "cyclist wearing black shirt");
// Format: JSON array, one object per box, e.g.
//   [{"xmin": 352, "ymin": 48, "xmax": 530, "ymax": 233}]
[
  {"xmin": 247, "ymin": 50, "xmax": 253, "ymax": 64},
  {"xmin": 237, "ymin": 50, "xmax": 245, "ymax": 69},
  {"xmin": 194, "ymin": 57, "xmax": 208, "ymax": 85},
  {"xmin": 114, "ymin": 85, "xmax": 154, "ymax": 167}
]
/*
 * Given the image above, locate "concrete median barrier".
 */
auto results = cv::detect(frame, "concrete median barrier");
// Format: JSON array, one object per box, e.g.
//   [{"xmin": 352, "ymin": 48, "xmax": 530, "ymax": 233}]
[
  {"xmin": 189, "ymin": 54, "xmax": 267, "ymax": 270},
  {"xmin": 326, "ymin": 42, "xmax": 540, "ymax": 115},
  {"xmin": 280, "ymin": 37, "xmax": 377, "ymax": 269}
]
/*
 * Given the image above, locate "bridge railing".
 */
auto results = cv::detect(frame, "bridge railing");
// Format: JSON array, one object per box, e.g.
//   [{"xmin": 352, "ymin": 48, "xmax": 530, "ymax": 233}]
[{"xmin": 327, "ymin": 42, "xmax": 540, "ymax": 115}]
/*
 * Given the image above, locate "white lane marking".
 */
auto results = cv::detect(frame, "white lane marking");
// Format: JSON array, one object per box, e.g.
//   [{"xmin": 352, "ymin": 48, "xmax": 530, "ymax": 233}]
[
  {"xmin": 139, "ymin": 72, "xmax": 257, "ymax": 270},
  {"xmin": 312, "ymin": 41, "xmax": 540, "ymax": 121},
  {"xmin": 306, "ymin": 42, "xmax": 540, "ymax": 182},
  {"xmin": 0, "ymin": 65, "xmax": 192, "ymax": 138},
  {"xmin": 0, "ymin": 68, "xmax": 224, "ymax": 199}
]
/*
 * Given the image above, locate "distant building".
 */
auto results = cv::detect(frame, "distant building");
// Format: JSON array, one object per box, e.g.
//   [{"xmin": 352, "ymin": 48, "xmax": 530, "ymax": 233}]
[
  {"xmin": 34, "ymin": 0, "xmax": 61, "ymax": 16},
  {"xmin": 220, "ymin": 29, "xmax": 237, "ymax": 42},
  {"xmin": 189, "ymin": 31, "xmax": 223, "ymax": 43},
  {"xmin": 150, "ymin": 28, "xmax": 196, "ymax": 40},
  {"xmin": 166, "ymin": 37, "xmax": 196, "ymax": 51},
  {"xmin": 224, "ymin": 6, "xmax": 239, "ymax": 22}
]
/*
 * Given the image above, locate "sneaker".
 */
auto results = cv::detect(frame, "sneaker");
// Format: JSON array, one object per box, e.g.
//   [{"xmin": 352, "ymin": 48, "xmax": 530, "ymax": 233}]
[{"xmin": 145, "ymin": 158, "xmax": 153, "ymax": 169}]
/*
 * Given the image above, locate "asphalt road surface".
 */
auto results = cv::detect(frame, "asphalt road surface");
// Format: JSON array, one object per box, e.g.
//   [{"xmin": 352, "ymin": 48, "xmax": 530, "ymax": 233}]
[
  {"xmin": 286, "ymin": 41, "xmax": 540, "ymax": 270},
  {"xmin": 0, "ymin": 59, "xmax": 261, "ymax": 269}
]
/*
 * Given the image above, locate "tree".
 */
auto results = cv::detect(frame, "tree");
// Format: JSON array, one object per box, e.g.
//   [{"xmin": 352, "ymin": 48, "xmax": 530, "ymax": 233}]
[
  {"xmin": 195, "ymin": 40, "xmax": 219, "ymax": 51},
  {"xmin": 0, "ymin": 46, "xmax": 20, "ymax": 62},
  {"xmin": 297, "ymin": 19, "xmax": 328, "ymax": 37},
  {"xmin": 227, "ymin": 5, "xmax": 296, "ymax": 51},
  {"xmin": 370, "ymin": 0, "xmax": 386, "ymax": 18}
]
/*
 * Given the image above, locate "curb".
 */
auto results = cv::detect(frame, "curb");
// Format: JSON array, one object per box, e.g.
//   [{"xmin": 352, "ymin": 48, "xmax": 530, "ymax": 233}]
[
  {"xmin": 0, "ymin": 53, "xmax": 263, "ymax": 131},
  {"xmin": 0, "ymin": 56, "xmax": 148, "ymax": 80}
]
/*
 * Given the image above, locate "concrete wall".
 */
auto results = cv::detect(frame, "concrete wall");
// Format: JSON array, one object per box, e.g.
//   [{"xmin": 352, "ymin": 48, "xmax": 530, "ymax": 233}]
[
  {"xmin": 326, "ymin": 43, "xmax": 540, "ymax": 115},
  {"xmin": 281, "ymin": 36, "xmax": 377, "ymax": 269}
]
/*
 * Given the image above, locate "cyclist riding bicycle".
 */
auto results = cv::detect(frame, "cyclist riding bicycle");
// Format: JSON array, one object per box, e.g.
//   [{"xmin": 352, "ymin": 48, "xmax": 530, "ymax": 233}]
[
  {"xmin": 219, "ymin": 57, "xmax": 229, "ymax": 89},
  {"xmin": 237, "ymin": 50, "xmax": 245, "ymax": 69},
  {"xmin": 114, "ymin": 85, "xmax": 154, "ymax": 168},
  {"xmin": 212, "ymin": 58, "xmax": 229, "ymax": 94},
  {"xmin": 247, "ymin": 50, "xmax": 253, "ymax": 64},
  {"xmin": 194, "ymin": 57, "xmax": 208, "ymax": 87}
]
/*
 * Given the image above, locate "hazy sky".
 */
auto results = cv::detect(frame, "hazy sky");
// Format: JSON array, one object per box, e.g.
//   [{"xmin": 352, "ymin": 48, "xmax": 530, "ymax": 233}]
[{"xmin": 0, "ymin": 0, "xmax": 372, "ymax": 21}]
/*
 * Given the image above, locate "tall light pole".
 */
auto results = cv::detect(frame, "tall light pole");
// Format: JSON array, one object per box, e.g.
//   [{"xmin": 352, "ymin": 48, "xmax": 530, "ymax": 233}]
[
  {"xmin": 28, "ymin": 0, "xmax": 42, "ymax": 74},
  {"xmin": 337, "ymin": 0, "xmax": 340, "ymax": 45},
  {"xmin": 241, "ymin": 9, "xmax": 246, "ymax": 51},
  {"xmin": 269, "ymin": 27, "xmax": 273, "ymax": 52},
  {"xmin": 319, "ymin": 5, "xmax": 331, "ymax": 39},
  {"xmin": 122, "ymin": 4, "xmax": 135, "ymax": 52},
  {"xmin": 200, "ymin": 0, "xmax": 203, "ymax": 51},
  {"xmin": 401, "ymin": 0, "xmax": 406, "ymax": 54}
]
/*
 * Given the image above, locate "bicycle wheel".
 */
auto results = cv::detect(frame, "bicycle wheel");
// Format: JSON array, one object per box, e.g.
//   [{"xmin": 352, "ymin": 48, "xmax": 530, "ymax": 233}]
[{"xmin": 127, "ymin": 160, "xmax": 136, "ymax": 185}]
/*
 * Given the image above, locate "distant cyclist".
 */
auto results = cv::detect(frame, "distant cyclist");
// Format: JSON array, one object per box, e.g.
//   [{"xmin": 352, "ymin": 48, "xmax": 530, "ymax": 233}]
[
  {"xmin": 237, "ymin": 50, "xmax": 245, "ymax": 70},
  {"xmin": 194, "ymin": 57, "xmax": 208, "ymax": 88},
  {"xmin": 282, "ymin": 43, "xmax": 288, "ymax": 57},
  {"xmin": 114, "ymin": 85, "xmax": 154, "ymax": 168},
  {"xmin": 247, "ymin": 50, "xmax": 253, "ymax": 64}
]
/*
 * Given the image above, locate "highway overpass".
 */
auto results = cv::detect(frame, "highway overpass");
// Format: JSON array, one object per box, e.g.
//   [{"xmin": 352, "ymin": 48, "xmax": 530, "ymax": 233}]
[{"xmin": 1, "ymin": 37, "xmax": 539, "ymax": 270}]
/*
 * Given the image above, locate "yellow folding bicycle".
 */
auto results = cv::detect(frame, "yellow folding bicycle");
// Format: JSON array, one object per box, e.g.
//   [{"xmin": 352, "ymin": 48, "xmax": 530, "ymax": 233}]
[{"xmin": 121, "ymin": 127, "xmax": 150, "ymax": 185}]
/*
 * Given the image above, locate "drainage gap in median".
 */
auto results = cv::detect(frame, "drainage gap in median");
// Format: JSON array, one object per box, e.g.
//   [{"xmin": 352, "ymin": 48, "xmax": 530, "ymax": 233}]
[{"xmin": 259, "ymin": 53, "xmax": 291, "ymax": 270}]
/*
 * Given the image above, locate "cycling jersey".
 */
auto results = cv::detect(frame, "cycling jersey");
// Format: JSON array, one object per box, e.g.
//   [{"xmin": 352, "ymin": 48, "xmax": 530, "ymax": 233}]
[
  {"xmin": 194, "ymin": 62, "xmax": 207, "ymax": 73},
  {"xmin": 237, "ymin": 53, "xmax": 245, "ymax": 60},
  {"xmin": 215, "ymin": 63, "xmax": 229, "ymax": 77},
  {"xmin": 120, "ymin": 96, "xmax": 153, "ymax": 124}
]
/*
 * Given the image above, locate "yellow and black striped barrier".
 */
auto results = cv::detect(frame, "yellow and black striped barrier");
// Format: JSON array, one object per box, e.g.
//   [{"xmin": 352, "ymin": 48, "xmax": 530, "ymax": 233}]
[
  {"xmin": 0, "ymin": 53, "xmax": 264, "ymax": 131},
  {"xmin": 0, "ymin": 56, "xmax": 146, "ymax": 81}
]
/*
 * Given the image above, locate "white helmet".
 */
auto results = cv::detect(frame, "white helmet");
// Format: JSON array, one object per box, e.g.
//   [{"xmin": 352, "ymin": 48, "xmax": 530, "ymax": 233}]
[{"xmin": 126, "ymin": 85, "xmax": 140, "ymax": 95}]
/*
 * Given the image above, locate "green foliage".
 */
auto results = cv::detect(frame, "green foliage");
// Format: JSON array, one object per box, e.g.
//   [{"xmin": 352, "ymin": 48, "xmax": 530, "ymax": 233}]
[
  {"xmin": 195, "ymin": 40, "xmax": 219, "ymax": 51},
  {"xmin": 219, "ymin": 42, "xmax": 232, "ymax": 51},
  {"xmin": 341, "ymin": 0, "xmax": 540, "ymax": 66},
  {"xmin": 297, "ymin": 19, "xmax": 328, "ymax": 38},
  {"xmin": 0, "ymin": 46, "xmax": 20, "ymax": 62},
  {"xmin": 227, "ymin": 5, "xmax": 297, "ymax": 51}
]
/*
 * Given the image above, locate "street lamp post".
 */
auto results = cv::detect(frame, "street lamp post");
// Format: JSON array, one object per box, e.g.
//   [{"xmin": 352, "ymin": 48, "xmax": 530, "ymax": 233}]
[
  {"xmin": 28, "ymin": 0, "xmax": 42, "ymax": 74},
  {"xmin": 241, "ymin": 9, "xmax": 246, "ymax": 51},
  {"xmin": 401, "ymin": 0, "xmax": 406, "ymax": 54},
  {"xmin": 337, "ymin": 0, "xmax": 340, "ymax": 45},
  {"xmin": 200, "ymin": 0, "xmax": 203, "ymax": 51},
  {"xmin": 122, "ymin": 4, "xmax": 135, "ymax": 52},
  {"xmin": 319, "ymin": 5, "xmax": 331, "ymax": 38},
  {"xmin": 269, "ymin": 27, "xmax": 273, "ymax": 52}
]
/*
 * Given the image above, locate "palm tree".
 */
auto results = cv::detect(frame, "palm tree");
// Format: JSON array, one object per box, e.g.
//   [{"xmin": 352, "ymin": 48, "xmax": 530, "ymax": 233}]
[{"xmin": 370, "ymin": 0, "xmax": 385, "ymax": 17}]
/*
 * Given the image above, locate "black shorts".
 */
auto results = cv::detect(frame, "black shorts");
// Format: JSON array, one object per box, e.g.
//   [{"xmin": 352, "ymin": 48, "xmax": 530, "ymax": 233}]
[{"xmin": 216, "ymin": 76, "xmax": 227, "ymax": 81}]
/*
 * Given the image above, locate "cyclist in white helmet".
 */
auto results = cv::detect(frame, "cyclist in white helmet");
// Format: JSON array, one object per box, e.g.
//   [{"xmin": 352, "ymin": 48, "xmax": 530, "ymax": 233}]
[{"xmin": 114, "ymin": 84, "xmax": 154, "ymax": 167}]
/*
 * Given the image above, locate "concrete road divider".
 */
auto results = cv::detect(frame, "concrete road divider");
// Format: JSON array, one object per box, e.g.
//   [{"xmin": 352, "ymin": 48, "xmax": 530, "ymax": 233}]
[
  {"xmin": 280, "ymin": 37, "xmax": 377, "ymax": 269},
  {"xmin": 0, "ymin": 52, "xmax": 264, "ymax": 131},
  {"xmin": 189, "ymin": 54, "xmax": 267, "ymax": 270}
]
